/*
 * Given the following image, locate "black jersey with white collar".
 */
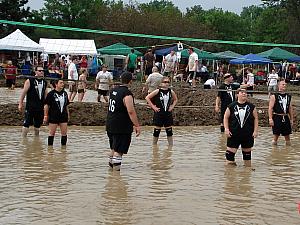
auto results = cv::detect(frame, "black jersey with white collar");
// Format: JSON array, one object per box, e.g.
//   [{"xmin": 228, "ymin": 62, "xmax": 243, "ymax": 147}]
[
  {"xmin": 273, "ymin": 93, "xmax": 291, "ymax": 114},
  {"xmin": 228, "ymin": 101, "xmax": 255, "ymax": 137},
  {"xmin": 152, "ymin": 88, "xmax": 172, "ymax": 113},
  {"xmin": 26, "ymin": 78, "xmax": 47, "ymax": 111}
]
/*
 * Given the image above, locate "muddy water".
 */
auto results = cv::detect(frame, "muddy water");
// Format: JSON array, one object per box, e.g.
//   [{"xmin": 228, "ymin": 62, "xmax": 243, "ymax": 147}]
[{"xmin": 0, "ymin": 126, "xmax": 299, "ymax": 225}]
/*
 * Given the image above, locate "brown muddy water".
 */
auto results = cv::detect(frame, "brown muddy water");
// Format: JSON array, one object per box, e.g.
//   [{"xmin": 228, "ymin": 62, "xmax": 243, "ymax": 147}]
[{"xmin": 0, "ymin": 126, "xmax": 299, "ymax": 225}]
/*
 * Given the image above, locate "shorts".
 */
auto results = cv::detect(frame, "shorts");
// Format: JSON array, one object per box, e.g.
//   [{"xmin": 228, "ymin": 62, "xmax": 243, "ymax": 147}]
[
  {"xmin": 272, "ymin": 115, "xmax": 292, "ymax": 136},
  {"xmin": 48, "ymin": 114, "xmax": 68, "ymax": 124},
  {"xmin": 6, "ymin": 79, "xmax": 16, "ymax": 87},
  {"xmin": 163, "ymin": 71, "xmax": 173, "ymax": 77},
  {"xmin": 127, "ymin": 67, "xmax": 135, "ymax": 73},
  {"xmin": 23, "ymin": 110, "xmax": 44, "ymax": 128},
  {"xmin": 98, "ymin": 89, "xmax": 109, "ymax": 96},
  {"xmin": 145, "ymin": 67, "xmax": 153, "ymax": 76},
  {"xmin": 204, "ymin": 84, "xmax": 211, "ymax": 89},
  {"xmin": 227, "ymin": 135, "xmax": 254, "ymax": 149},
  {"xmin": 268, "ymin": 85, "xmax": 277, "ymax": 93},
  {"xmin": 189, "ymin": 71, "xmax": 197, "ymax": 79},
  {"xmin": 153, "ymin": 112, "xmax": 173, "ymax": 127},
  {"xmin": 219, "ymin": 108, "xmax": 227, "ymax": 124},
  {"xmin": 78, "ymin": 89, "xmax": 85, "ymax": 93},
  {"xmin": 69, "ymin": 81, "xmax": 78, "ymax": 93},
  {"xmin": 107, "ymin": 132, "xmax": 132, "ymax": 154}
]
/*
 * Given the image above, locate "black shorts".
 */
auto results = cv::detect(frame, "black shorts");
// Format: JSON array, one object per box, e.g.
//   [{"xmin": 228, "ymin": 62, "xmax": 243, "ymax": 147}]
[
  {"xmin": 204, "ymin": 84, "xmax": 211, "ymax": 89},
  {"xmin": 219, "ymin": 108, "xmax": 227, "ymax": 124},
  {"xmin": 127, "ymin": 67, "xmax": 135, "ymax": 73},
  {"xmin": 227, "ymin": 135, "xmax": 254, "ymax": 149},
  {"xmin": 98, "ymin": 89, "xmax": 108, "ymax": 96},
  {"xmin": 145, "ymin": 67, "xmax": 152, "ymax": 76},
  {"xmin": 189, "ymin": 71, "xmax": 197, "ymax": 79},
  {"xmin": 272, "ymin": 115, "xmax": 292, "ymax": 136},
  {"xmin": 23, "ymin": 110, "xmax": 44, "ymax": 128},
  {"xmin": 153, "ymin": 112, "xmax": 173, "ymax": 127},
  {"xmin": 107, "ymin": 132, "xmax": 132, "ymax": 154},
  {"xmin": 78, "ymin": 89, "xmax": 85, "ymax": 93},
  {"xmin": 6, "ymin": 79, "xmax": 16, "ymax": 87}
]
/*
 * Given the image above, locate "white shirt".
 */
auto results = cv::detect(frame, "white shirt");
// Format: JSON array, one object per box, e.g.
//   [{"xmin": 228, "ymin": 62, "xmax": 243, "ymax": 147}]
[
  {"xmin": 68, "ymin": 62, "xmax": 78, "ymax": 80},
  {"xmin": 268, "ymin": 73, "xmax": 279, "ymax": 86},
  {"xmin": 188, "ymin": 52, "xmax": 198, "ymax": 72},
  {"xmin": 164, "ymin": 54, "xmax": 177, "ymax": 72},
  {"xmin": 204, "ymin": 79, "xmax": 215, "ymax": 87},
  {"xmin": 96, "ymin": 71, "xmax": 113, "ymax": 90},
  {"xmin": 146, "ymin": 72, "xmax": 163, "ymax": 92},
  {"xmin": 247, "ymin": 73, "xmax": 255, "ymax": 85}
]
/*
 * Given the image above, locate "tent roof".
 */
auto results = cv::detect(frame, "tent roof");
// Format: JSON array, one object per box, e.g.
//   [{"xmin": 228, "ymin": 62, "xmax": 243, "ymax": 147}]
[
  {"xmin": 0, "ymin": 29, "xmax": 44, "ymax": 52},
  {"xmin": 213, "ymin": 50, "xmax": 242, "ymax": 59},
  {"xmin": 97, "ymin": 43, "xmax": 143, "ymax": 56},
  {"xmin": 230, "ymin": 53, "xmax": 272, "ymax": 65},
  {"xmin": 181, "ymin": 48, "xmax": 218, "ymax": 59},
  {"xmin": 257, "ymin": 47, "xmax": 298, "ymax": 60},
  {"xmin": 288, "ymin": 56, "xmax": 300, "ymax": 62},
  {"xmin": 39, "ymin": 38, "xmax": 97, "ymax": 55},
  {"xmin": 155, "ymin": 45, "xmax": 178, "ymax": 56}
]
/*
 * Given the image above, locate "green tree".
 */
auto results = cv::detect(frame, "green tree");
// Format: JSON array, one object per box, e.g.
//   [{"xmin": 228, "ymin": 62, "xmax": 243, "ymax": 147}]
[{"xmin": 0, "ymin": 0, "xmax": 31, "ymax": 37}]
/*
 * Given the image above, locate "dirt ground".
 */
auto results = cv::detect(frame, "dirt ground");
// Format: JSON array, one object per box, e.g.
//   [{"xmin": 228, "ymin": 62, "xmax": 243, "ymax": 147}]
[{"xmin": 0, "ymin": 78, "xmax": 299, "ymax": 131}]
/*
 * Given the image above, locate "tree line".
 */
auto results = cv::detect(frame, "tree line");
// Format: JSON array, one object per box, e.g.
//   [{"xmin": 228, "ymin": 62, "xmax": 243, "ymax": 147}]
[{"xmin": 0, "ymin": 0, "xmax": 299, "ymax": 54}]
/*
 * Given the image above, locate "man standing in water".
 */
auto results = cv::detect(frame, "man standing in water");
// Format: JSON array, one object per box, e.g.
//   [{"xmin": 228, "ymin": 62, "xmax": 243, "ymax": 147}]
[
  {"xmin": 215, "ymin": 73, "xmax": 240, "ymax": 132},
  {"xmin": 106, "ymin": 72, "xmax": 141, "ymax": 171},
  {"xmin": 145, "ymin": 77, "xmax": 178, "ymax": 146},
  {"xmin": 268, "ymin": 79, "xmax": 293, "ymax": 146},
  {"xmin": 18, "ymin": 66, "xmax": 48, "ymax": 137},
  {"xmin": 223, "ymin": 88, "xmax": 258, "ymax": 167}
]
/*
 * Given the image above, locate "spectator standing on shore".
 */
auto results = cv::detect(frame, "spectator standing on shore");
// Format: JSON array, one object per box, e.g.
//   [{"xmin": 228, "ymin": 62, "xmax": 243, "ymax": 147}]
[
  {"xmin": 186, "ymin": 47, "xmax": 198, "ymax": 88},
  {"xmin": 106, "ymin": 72, "xmax": 141, "ymax": 171},
  {"xmin": 145, "ymin": 77, "xmax": 178, "ymax": 146},
  {"xmin": 144, "ymin": 49, "xmax": 156, "ymax": 79},
  {"xmin": 267, "ymin": 69, "xmax": 279, "ymax": 97},
  {"xmin": 44, "ymin": 79, "xmax": 69, "ymax": 146},
  {"xmin": 163, "ymin": 50, "xmax": 178, "ymax": 85},
  {"xmin": 77, "ymin": 68, "xmax": 88, "ymax": 102},
  {"xmin": 68, "ymin": 56, "xmax": 79, "ymax": 102},
  {"xmin": 18, "ymin": 66, "xmax": 48, "ymax": 137},
  {"xmin": 126, "ymin": 49, "xmax": 138, "ymax": 74},
  {"xmin": 142, "ymin": 66, "xmax": 163, "ymax": 94},
  {"xmin": 223, "ymin": 88, "xmax": 258, "ymax": 167},
  {"xmin": 268, "ymin": 79, "xmax": 293, "ymax": 146},
  {"xmin": 95, "ymin": 64, "xmax": 113, "ymax": 103},
  {"xmin": 4, "ymin": 60, "xmax": 17, "ymax": 90},
  {"xmin": 245, "ymin": 68, "xmax": 255, "ymax": 96}
]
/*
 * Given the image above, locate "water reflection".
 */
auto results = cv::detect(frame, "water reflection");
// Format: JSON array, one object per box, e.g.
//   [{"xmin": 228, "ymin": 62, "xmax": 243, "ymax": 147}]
[{"xmin": 100, "ymin": 171, "xmax": 132, "ymax": 225}]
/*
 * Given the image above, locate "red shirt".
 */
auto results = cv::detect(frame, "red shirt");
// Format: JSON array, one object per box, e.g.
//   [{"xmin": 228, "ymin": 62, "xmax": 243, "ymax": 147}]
[{"xmin": 5, "ymin": 65, "xmax": 17, "ymax": 80}]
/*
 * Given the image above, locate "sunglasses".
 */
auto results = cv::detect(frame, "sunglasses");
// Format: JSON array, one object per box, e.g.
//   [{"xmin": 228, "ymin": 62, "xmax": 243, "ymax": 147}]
[
  {"xmin": 37, "ymin": 69, "xmax": 44, "ymax": 72},
  {"xmin": 162, "ymin": 81, "xmax": 170, "ymax": 83}
]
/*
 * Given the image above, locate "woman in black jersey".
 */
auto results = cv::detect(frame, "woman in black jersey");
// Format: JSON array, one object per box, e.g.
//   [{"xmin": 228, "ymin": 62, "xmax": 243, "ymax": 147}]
[
  {"xmin": 268, "ymin": 79, "xmax": 293, "ymax": 146},
  {"xmin": 44, "ymin": 79, "xmax": 69, "ymax": 146},
  {"xmin": 223, "ymin": 88, "xmax": 258, "ymax": 167},
  {"xmin": 145, "ymin": 77, "xmax": 178, "ymax": 146}
]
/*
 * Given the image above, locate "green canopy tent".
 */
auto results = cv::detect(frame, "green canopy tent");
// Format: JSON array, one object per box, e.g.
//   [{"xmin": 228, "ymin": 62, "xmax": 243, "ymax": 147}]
[
  {"xmin": 180, "ymin": 48, "xmax": 218, "ymax": 60},
  {"xmin": 97, "ymin": 42, "xmax": 143, "ymax": 56},
  {"xmin": 213, "ymin": 50, "xmax": 242, "ymax": 60},
  {"xmin": 257, "ymin": 47, "xmax": 299, "ymax": 61}
]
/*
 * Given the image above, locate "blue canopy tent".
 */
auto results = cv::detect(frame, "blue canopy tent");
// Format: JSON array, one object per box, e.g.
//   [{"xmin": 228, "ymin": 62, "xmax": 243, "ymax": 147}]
[
  {"xmin": 230, "ymin": 54, "xmax": 272, "ymax": 64},
  {"xmin": 154, "ymin": 45, "xmax": 178, "ymax": 56},
  {"xmin": 288, "ymin": 56, "xmax": 300, "ymax": 62}
]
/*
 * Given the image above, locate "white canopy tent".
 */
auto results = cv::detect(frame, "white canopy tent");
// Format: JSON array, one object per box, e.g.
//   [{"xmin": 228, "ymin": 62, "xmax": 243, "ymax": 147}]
[
  {"xmin": 39, "ymin": 38, "xmax": 97, "ymax": 55},
  {"xmin": 0, "ymin": 29, "xmax": 44, "ymax": 52}
]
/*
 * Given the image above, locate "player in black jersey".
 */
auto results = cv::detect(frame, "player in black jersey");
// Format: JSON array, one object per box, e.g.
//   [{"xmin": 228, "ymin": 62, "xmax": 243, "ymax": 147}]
[
  {"xmin": 44, "ymin": 79, "xmax": 69, "ymax": 146},
  {"xmin": 268, "ymin": 79, "xmax": 293, "ymax": 146},
  {"xmin": 224, "ymin": 88, "xmax": 258, "ymax": 167},
  {"xmin": 145, "ymin": 77, "xmax": 178, "ymax": 146},
  {"xmin": 215, "ymin": 73, "xmax": 240, "ymax": 132},
  {"xmin": 18, "ymin": 66, "xmax": 48, "ymax": 137},
  {"xmin": 106, "ymin": 72, "xmax": 141, "ymax": 171}
]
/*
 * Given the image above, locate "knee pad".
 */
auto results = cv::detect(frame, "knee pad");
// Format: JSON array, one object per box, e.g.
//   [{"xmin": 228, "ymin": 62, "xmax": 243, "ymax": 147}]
[
  {"xmin": 225, "ymin": 150, "xmax": 235, "ymax": 161},
  {"xmin": 242, "ymin": 151, "xmax": 251, "ymax": 160},
  {"xmin": 61, "ymin": 135, "xmax": 67, "ymax": 145},
  {"xmin": 153, "ymin": 128, "xmax": 161, "ymax": 137},
  {"xmin": 48, "ymin": 136, "xmax": 54, "ymax": 146},
  {"xmin": 165, "ymin": 127, "xmax": 173, "ymax": 137}
]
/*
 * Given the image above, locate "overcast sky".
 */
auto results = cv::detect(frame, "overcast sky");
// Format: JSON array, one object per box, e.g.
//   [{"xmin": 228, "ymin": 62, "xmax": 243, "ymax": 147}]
[{"xmin": 27, "ymin": 0, "xmax": 263, "ymax": 14}]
